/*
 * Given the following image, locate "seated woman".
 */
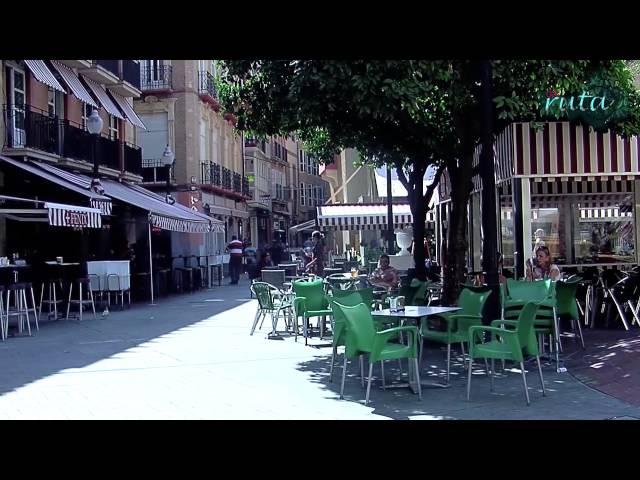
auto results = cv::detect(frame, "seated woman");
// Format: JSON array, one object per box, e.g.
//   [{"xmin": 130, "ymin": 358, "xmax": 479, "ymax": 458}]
[
  {"xmin": 369, "ymin": 254, "xmax": 401, "ymax": 291},
  {"xmin": 526, "ymin": 246, "xmax": 561, "ymax": 281}
]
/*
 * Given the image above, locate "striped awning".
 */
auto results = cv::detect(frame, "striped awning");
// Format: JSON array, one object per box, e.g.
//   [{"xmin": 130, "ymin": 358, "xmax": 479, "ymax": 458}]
[
  {"xmin": 289, "ymin": 219, "xmax": 316, "ymax": 233},
  {"xmin": 317, "ymin": 203, "xmax": 435, "ymax": 231},
  {"xmin": 45, "ymin": 202, "xmax": 102, "ymax": 229},
  {"xmin": 100, "ymin": 179, "xmax": 224, "ymax": 234},
  {"xmin": 24, "ymin": 60, "xmax": 65, "ymax": 93},
  {"xmin": 82, "ymin": 76, "xmax": 124, "ymax": 119},
  {"xmin": 579, "ymin": 207, "xmax": 633, "ymax": 222},
  {"xmin": 90, "ymin": 199, "xmax": 113, "ymax": 216},
  {"xmin": 510, "ymin": 122, "xmax": 640, "ymax": 179},
  {"xmin": 108, "ymin": 91, "xmax": 146, "ymax": 129},
  {"xmin": 50, "ymin": 60, "xmax": 98, "ymax": 108}
]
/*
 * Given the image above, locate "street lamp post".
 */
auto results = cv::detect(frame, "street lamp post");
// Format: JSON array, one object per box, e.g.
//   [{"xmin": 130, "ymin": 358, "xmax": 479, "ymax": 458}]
[
  {"xmin": 162, "ymin": 144, "xmax": 175, "ymax": 204},
  {"xmin": 87, "ymin": 109, "xmax": 104, "ymax": 194}
]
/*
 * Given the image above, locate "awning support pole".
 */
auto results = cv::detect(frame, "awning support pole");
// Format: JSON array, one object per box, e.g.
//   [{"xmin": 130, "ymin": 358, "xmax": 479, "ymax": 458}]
[{"xmin": 148, "ymin": 219, "xmax": 155, "ymax": 305}]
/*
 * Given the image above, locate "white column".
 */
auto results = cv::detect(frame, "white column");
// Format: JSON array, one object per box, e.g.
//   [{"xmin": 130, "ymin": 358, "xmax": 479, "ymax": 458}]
[{"xmin": 521, "ymin": 178, "xmax": 532, "ymax": 275}]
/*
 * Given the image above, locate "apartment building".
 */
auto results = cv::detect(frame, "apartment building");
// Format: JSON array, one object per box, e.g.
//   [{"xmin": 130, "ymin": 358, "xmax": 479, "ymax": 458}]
[{"xmin": 134, "ymin": 60, "xmax": 249, "ymax": 255}]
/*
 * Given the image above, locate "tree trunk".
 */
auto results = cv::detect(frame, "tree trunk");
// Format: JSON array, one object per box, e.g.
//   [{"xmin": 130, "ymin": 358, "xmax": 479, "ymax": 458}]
[
  {"xmin": 442, "ymin": 190, "xmax": 470, "ymax": 304},
  {"xmin": 410, "ymin": 194, "xmax": 427, "ymax": 280}
]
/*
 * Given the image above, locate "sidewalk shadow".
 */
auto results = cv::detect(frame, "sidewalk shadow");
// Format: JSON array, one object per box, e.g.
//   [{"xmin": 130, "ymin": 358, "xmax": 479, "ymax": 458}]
[{"xmin": 0, "ymin": 280, "xmax": 255, "ymax": 398}]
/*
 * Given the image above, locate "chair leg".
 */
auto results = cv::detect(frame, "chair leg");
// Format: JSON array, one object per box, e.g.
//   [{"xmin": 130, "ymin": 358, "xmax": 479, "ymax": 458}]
[
  {"xmin": 259, "ymin": 311, "xmax": 266, "ymax": 329},
  {"xmin": 413, "ymin": 358, "xmax": 422, "ymax": 400},
  {"xmin": 365, "ymin": 362, "xmax": 374, "ymax": 406},
  {"xmin": 329, "ymin": 344, "xmax": 336, "ymax": 382},
  {"xmin": 536, "ymin": 355, "xmax": 546, "ymax": 396},
  {"xmin": 484, "ymin": 358, "xmax": 493, "ymax": 392},
  {"xmin": 89, "ymin": 288, "xmax": 96, "ymax": 319},
  {"xmin": 66, "ymin": 283, "xmax": 72, "ymax": 320},
  {"xmin": 418, "ymin": 337, "xmax": 424, "ymax": 367},
  {"xmin": 39, "ymin": 283, "xmax": 44, "ymax": 319},
  {"xmin": 467, "ymin": 359, "xmax": 473, "ymax": 401},
  {"xmin": 360, "ymin": 355, "xmax": 365, "ymax": 388},
  {"xmin": 22, "ymin": 290, "xmax": 31, "ymax": 336},
  {"xmin": 30, "ymin": 287, "xmax": 38, "ymax": 331},
  {"xmin": 520, "ymin": 361, "xmax": 531, "ymax": 405},
  {"xmin": 53, "ymin": 284, "xmax": 58, "ymax": 320},
  {"xmin": 340, "ymin": 354, "xmax": 348, "ymax": 399},
  {"xmin": 250, "ymin": 309, "xmax": 261, "ymax": 335},
  {"xmin": 381, "ymin": 361, "xmax": 386, "ymax": 390}
]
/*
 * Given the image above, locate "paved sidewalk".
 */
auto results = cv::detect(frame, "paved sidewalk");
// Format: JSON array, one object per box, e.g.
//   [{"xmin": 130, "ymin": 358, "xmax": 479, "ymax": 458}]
[{"xmin": 0, "ymin": 279, "xmax": 638, "ymax": 419}]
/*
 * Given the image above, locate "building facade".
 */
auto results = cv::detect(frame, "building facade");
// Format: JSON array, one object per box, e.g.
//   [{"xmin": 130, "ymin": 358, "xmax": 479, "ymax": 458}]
[
  {"xmin": 134, "ymin": 60, "xmax": 249, "ymax": 256},
  {"xmin": 0, "ymin": 59, "xmax": 144, "ymax": 258}
]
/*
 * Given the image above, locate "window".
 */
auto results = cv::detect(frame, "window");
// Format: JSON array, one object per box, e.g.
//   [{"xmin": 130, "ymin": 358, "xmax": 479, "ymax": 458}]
[
  {"xmin": 306, "ymin": 154, "xmax": 313, "ymax": 174},
  {"xmin": 8, "ymin": 65, "xmax": 26, "ymax": 146},
  {"xmin": 300, "ymin": 183, "xmax": 305, "ymax": 206},
  {"xmin": 48, "ymin": 88, "xmax": 56, "ymax": 117},
  {"xmin": 108, "ymin": 115, "xmax": 118, "ymax": 140},
  {"xmin": 81, "ymin": 103, "xmax": 93, "ymax": 131},
  {"xmin": 299, "ymin": 150, "xmax": 304, "ymax": 172},
  {"xmin": 307, "ymin": 184, "xmax": 313, "ymax": 207}
]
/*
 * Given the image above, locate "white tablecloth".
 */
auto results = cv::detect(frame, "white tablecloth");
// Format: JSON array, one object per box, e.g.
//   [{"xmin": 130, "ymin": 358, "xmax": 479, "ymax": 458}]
[{"xmin": 87, "ymin": 261, "xmax": 131, "ymax": 291}]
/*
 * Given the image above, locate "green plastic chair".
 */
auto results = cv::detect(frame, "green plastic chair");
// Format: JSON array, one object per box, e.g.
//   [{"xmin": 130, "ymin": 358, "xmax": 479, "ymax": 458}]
[
  {"xmin": 467, "ymin": 301, "xmax": 546, "ymax": 406},
  {"xmin": 555, "ymin": 279, "xmax": 585, "ymax": 349},
  {"xmin": 332, "ymin": 301, "xmax": 422, "ymax": 405},
  {"xmin": 502, "ymin": 279, "xmax": 560, "ymax": 369},
  {"xmin": 249, "ymin": 282, "xmax": 293, "ymax": 337},
  {"xmin": 328, "ymin": 293, "xmax": 372, "ymax": 385},
  {"xmin": 420, "ymin": 288, "xmax": 492, "ymax": 383},
  {"xmin": 292, "ymin": 279, "xmax": 333, "ymax": 345}
]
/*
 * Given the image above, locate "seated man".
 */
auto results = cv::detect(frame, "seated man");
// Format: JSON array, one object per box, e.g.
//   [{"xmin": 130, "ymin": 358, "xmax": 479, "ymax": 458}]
[{"xmin": 369, "ymin": 254, "xmax": 401, "ymax": 291}]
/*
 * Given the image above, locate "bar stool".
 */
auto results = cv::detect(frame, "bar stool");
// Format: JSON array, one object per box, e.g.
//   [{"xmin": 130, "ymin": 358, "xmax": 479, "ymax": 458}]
[
  {"xmin": 66, "ymin": 278, "xmax": 96, "ymax": 321},
  {"xmin": 5, "ymin": 282, "xmax": 38, "ymax": 336},
  {"xmin": 0, "ymin": 286, "xmax": 5, "ymax": 341},
  {"xmin": 39, "ymin": 275, "xmax": 64, "ymax": 321}
]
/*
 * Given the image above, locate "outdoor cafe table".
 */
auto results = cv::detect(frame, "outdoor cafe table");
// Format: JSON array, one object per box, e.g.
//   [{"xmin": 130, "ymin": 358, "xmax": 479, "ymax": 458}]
[{"xmin": 372, "ymin": 306, "xmax": 461, "ymax": 392}]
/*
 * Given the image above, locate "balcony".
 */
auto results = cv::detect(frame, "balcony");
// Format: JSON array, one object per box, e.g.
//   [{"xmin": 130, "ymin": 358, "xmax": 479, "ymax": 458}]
[
  {"xmin": 79, "ymin": 60, "xmax": 119, "ymax": 85},
  {"xmin": 233, "ymin": 172, "xmax": 242, "ymax": 193},
  {"xmin": 124, "ymin": 143, "xmax": 142, "ymax": 176},
  {"xmin": 222, "ymin": 167, "xmax": 232, "ymax": 190},
  {"xmin": 198, "ymin": 71, "xmax": 220, "ymax": 109},
  {"xmin": 141, "ymin": 65, "xmax": 173, "ymax": 93},
  {"xmin": 201, "ymin": 162, "xmax": 221, "ymax": 186},
  {"xmin": 109, "ymin": 61, "xmax": 141, "ymax": 97},
  {"xmin": 59, "ymin": 60, "xmax": 92, "ymax": 70},
  {"xmin": 242, "ymin": 177, "xmax": 250, "ymax": 196},
  {"xmin": 141, "ymin": 158, "xmax": 172, "ymax": 183},
  {"xmin": 2, "ymin": 104, "xmax": 143, "ymax": 176},
  {"xmin": 3, "ymin": 105, "xmax": 61, "ymax": 155},
  {"xmin": 62, "ymin": 121, "xmax": 120, "ymax": 171}
]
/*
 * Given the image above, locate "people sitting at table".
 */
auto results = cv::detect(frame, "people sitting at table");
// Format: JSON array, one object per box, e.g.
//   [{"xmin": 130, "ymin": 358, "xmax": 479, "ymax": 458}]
[
  {"xmin": 526, "ymin": 246, "xmax": 561, "ymax": 281},
  {"xmin": 250, "ymin": 252, "xmax": 274, "ymax": 280},
  {"xmin": 369, "ymin": 254, "xmax": 400, "ymax": 291}
]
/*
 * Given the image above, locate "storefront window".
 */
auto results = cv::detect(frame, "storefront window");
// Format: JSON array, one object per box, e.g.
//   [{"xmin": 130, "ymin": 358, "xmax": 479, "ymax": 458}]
[
  {"xmin": 500, "ymin": 203, "xmax": 515, "ymax": 269},
  {"xmin": 530, "ymin": 207, "xmax": 565, "ymax": 264},
  {"xmin": 572, "ymin": 200, "xmax": 634, "ymax": 264}
]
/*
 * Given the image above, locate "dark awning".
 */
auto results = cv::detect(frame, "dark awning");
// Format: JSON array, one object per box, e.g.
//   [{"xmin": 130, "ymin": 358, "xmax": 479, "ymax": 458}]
[
  {"xmin": 0, "ymin": 195, "xmax": 102, "ymax": 229},
  {"xmin": 0, "ymin": 156, "xmax": 112, "ymax": 215},
  {"xmin": 100, "ymin": 179, "xmax": 224, "ymax": 233}
]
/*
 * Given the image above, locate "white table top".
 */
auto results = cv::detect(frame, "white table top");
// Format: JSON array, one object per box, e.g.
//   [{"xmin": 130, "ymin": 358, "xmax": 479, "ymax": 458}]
[
  {"xmin": 45, "ymin": 262, "xmax": 80, "ymax": 266},
  {"xmin": 0, "ymin": 264, "xmax": 29, "ymax": 268},
  {"xmin": 373, "ymin": 306, "xmax": 461, "ymax": 318}
]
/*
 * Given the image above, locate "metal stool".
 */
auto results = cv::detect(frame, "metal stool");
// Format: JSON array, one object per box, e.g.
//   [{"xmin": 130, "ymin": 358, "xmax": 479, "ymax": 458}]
[
  {"xmin": 66, "ymin": 278, "xmax": 96, "ymax": 321},
  {"xmin": 5, "ymin": 282, "xmax": 38, "ymax": 336},
  {"xmin": 0, "ymin": 286, "xmax": 5, "ymax": 341},
  {"xmin": 39, "ymin": 277, "xmax": 64, "ymax": 320}
]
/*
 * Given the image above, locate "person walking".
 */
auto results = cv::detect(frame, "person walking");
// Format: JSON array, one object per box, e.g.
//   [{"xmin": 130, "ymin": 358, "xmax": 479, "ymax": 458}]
[{"xmin": 227, "ymin": 236, "xmax": 244, "ymax": 285}]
